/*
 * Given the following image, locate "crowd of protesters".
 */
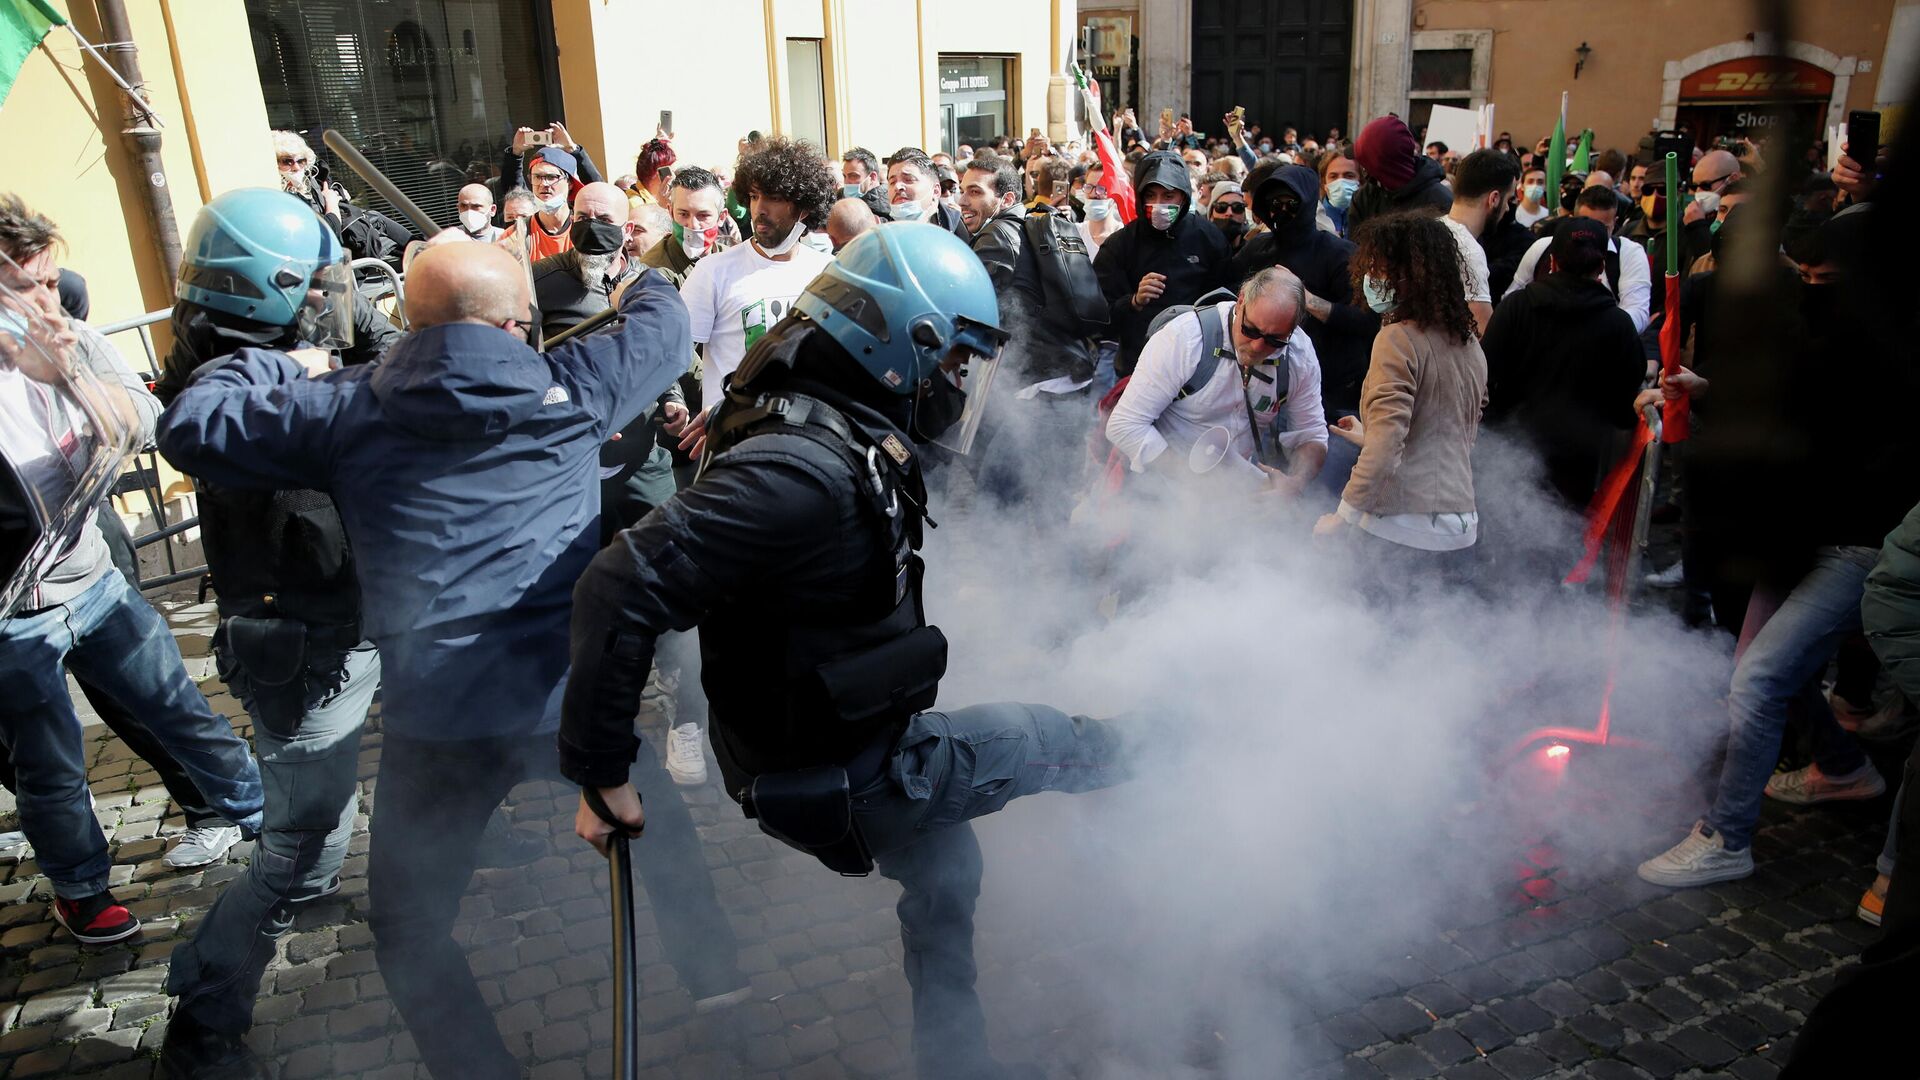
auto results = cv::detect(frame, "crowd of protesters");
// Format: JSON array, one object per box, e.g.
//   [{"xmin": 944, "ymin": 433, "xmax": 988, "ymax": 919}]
[{"xmin": 0, "ymin": 79, "xmax": 1916, "ymax": 1079}]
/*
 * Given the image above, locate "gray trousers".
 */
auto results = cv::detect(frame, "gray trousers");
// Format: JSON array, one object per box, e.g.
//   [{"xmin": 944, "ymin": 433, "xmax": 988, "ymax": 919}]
[
  {"xmin": 851, "ymin": 702, "xmax": 1130, "ymax": 1079},
  {"xmin": 167, "ymin": 643, "xmax": 379, "ymax": 1034}
]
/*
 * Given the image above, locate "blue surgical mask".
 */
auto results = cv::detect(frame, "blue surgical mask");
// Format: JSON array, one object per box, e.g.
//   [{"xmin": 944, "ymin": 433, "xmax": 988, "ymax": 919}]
[
  {"xmin": 890, "ymin": 199, "xmax": 927, "ymax": 221},
  {"xmin": 1524, "ymin": 184, "xmax": 1545, "ymax": 204},
  {"xmin": 1326, "ymin": 179, "xmax": 1359, "ymax": 210},
  {"xmin": 1362, "ymin": 273, "xmax": 1398, "ymax": 315},
  {"xmin": 1084, "ymin": 199, "xmax": 1114, "ymax": 221},
  {"xmin": 1257, "ymin": 141, "xmax": 1273, "ymax": 154},
  {"xmin": 841, "ymin": 183, "xmax": 863, "ymax": 198}
]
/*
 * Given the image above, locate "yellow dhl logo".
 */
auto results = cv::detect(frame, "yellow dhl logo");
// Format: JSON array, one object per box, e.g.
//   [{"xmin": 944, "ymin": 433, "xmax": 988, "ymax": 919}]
[{"xmin": 1697, "ymin": 71, "xmax": 1825, "ymax": 94}]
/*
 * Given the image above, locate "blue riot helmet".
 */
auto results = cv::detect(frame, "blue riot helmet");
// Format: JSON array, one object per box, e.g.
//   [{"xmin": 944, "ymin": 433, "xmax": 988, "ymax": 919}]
[
  {"xmin": 794, "ymin": 221, "xmax": 1009, "ymax": 453},
  {"xmin": 176, "ymin": 188, "xmax": 353, "ymax": 351}
]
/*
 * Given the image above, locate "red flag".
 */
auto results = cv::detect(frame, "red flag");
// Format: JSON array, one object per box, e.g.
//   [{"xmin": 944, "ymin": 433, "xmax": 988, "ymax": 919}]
[
  {"xmin": 1659, "ymin": 272, "xmax": 1689, "ymax": 442},
  {"xmin": 1093, "ymin": 128, "xmax": 1135, "ymax": 225}
]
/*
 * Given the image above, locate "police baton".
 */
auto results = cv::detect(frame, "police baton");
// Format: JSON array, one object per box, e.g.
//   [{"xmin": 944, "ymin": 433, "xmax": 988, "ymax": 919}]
[{"xmin": 582, "ymin": 786, "xmax": 641, "ymax": 1080}]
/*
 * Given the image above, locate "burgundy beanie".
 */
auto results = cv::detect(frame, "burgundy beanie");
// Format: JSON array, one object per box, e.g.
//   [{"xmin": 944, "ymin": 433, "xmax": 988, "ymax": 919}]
[{"xmin": 1354, "ymin": 116, "xmax": 1418, "ymax": 189}]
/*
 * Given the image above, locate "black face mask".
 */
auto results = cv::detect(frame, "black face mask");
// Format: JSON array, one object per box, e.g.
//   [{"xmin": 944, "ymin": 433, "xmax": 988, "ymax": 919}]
[
  {"xmin": 570, "ymin": 217, "xmax": 626, "ymax": 256},
  {"xmin": 911, "ymin": 371, "xmax": 967, "ymax": 444},
  {"xmin": 1215, "ymin": 217, "xmax": 1248, "ymax": 241}
]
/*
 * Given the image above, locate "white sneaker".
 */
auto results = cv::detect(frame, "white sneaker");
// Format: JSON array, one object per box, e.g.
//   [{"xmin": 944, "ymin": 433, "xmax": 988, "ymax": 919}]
[
  {"xmin": 1764, "ymin": 761, "xmax": 1887, "ymax": 805},
  {"xmin": 1637, "ymin": 821, "xmax": 1755, "ymax": 887},
  {"xmin": 666, "ymin": 723, "xmax": 707, "ymax": 787},
  {"xmin": 1643, "ymin": 562, "xmax": 1686, "ymax": 589},
  {"xmin": 164, "ymin": 823, "xmax": 242, "ymax": 869},
  {"xmin": 1828, "ymin": 689, "xmax": 1916, "ymax": 740}
]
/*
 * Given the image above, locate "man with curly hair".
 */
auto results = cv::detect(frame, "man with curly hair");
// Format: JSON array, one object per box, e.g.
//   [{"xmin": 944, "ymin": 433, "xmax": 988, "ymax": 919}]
[{"xmin": 682, "ymin": 137, "xmax": 836, "ymax": 415}]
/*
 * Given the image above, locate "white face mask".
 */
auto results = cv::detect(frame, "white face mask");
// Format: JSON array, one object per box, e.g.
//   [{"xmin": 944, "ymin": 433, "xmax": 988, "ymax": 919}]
[
  {"xmin": 458, "ymin": 209, "xmax": 491, "ymax": 235},
  {"xmin": 537, "ymin": 191, "xmax": 568, "ymax": 213},
  {"xmin": 1084, "ymin": 199, "xmax": 1114, "ymax": 221},
  {"xmin": 757, "ymin": 221, "xmax": 806, "ymax": 257},
  {"xmin": 890, "ymin": 199, "xmax": 927, "ymax": 221},
  {"xmin": 679, "ymin": 229, "xmax": 711, "ymax": 260},
  {"xmin": 1692, "ymin": 190, "xmax": 1721, "ymax": 219}
]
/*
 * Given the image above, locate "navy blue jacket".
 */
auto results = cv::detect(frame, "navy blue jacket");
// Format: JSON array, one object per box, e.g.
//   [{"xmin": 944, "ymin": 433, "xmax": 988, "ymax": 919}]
[{"xmin": 156, "ymin": 271, "xmax": 690, "ymax": 740}]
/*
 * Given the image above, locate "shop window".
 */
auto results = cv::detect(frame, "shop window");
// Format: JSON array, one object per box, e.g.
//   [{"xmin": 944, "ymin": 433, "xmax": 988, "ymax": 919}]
[
  {"xmin": 938, "ymin": 55, "xmax": 1013, "ymax": 156},
  {"xmin": 245, "ymin": 0, "xmax": 559, "ymax": 229}
]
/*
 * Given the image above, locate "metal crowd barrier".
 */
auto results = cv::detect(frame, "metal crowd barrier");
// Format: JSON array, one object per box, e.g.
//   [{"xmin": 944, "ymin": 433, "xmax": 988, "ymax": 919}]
[
  {"xmin": 94, "ymin": 307, "xmax": 203, "ymax": 593},
  {"xmin": 95, "ymin": 261, "xmax": 408, "ymax": 595}
]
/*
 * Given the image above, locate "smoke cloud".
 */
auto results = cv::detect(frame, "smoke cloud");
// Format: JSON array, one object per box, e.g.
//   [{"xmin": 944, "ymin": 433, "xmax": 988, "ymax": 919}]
[{"xmin": 914, "ymin": 346, "xmax": 1731, "ymax": 1074}]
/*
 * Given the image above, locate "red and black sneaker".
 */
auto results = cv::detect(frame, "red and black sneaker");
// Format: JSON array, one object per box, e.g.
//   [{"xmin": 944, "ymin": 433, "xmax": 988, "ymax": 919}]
[{"xmin": 52, "ymin": 891, "xmax": 141, "ymax": 945}]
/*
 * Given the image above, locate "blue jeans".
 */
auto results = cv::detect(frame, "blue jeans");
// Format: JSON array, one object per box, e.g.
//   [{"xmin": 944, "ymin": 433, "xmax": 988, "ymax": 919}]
[
  {"xmin": 1707, "ymin": 546, "xmax": 1876, "ymax": 850},
  {"xmin": 852, "ymin": 703, "xmax": 1130, "ymax": 1078},
  {"xmin": 167, "ymin": 643, "xmax": 379, "ymax": 1034},
  {"xmin": 0, "ymin": 571, "xmax": 263, "ymax": 899}
]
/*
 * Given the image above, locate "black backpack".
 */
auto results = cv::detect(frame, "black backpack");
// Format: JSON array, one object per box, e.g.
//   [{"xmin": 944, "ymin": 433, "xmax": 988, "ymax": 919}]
[{"xmin": 1022, "ymin": 213, "xmax": 1108, "ymax": 339}]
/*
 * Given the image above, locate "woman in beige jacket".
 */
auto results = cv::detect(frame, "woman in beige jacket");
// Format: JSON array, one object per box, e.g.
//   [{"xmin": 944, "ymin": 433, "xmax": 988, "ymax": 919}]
[{"xmin": 1314, "ymin": 213, "xmax": 1488, "ymax": 579}]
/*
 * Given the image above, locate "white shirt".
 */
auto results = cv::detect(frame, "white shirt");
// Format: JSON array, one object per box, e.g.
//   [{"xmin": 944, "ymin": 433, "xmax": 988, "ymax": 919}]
[
  {"xmin": 1502, "ymin": 232, "xmax": 1653, "ymax": 334},
  {"xmin": 1441, "ymin": 216, "xmax": 1492, "ymax": 305},
  {"xmin": 1105, "ymin": 302, "xmax": 1327, "ymax": 482},
  {"xmin": 681, "ymin": 239, "xmax": 834, "ymax": 412},
  {"xmin": 1513, "ymin": 203, "xmax": 1550, "ymax": 229}
]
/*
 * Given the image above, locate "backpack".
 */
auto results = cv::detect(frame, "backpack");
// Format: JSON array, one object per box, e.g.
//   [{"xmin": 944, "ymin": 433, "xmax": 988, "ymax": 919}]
[
  {"xmin": 1085, "ymin": 295, "xmax": 1238, "ymax": 495},
  {"xmin": 1022, "ymin": 213, "xmax": 1109, "ymax": 339}
]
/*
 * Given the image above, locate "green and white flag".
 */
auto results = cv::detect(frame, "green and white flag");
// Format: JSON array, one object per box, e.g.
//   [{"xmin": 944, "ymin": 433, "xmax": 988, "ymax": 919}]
[{"xmin": 0, "ymin": 0, "xmax": 61, "ymax": 109}]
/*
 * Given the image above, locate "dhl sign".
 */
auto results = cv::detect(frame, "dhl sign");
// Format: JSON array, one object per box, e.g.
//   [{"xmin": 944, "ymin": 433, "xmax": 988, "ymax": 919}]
[{"xmin": 1682, "ymin": 56, "xmax": 1834, "ymax": 101}]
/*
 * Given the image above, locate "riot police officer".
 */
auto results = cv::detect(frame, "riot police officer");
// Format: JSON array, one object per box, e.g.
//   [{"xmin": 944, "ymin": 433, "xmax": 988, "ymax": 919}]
[
  {"xmin": 154, "ymin": 189, "xmax": 381, "ymax": 1079},
  {"xmin": 562, "ymin": 222, "xmax": 1133, "ymax": 1080}
]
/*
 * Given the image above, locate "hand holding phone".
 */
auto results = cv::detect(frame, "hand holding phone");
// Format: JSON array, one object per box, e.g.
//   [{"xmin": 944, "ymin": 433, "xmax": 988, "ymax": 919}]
[{"xmin": 1845, "ymin": 110, "xmax": 1881, "ymax": 172}]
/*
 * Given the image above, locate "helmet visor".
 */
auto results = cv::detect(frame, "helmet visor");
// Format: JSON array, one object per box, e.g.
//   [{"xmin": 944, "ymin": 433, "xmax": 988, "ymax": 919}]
[
  {"xmin": 296, "ymin": 260, "xmax": 355, "ymax": 352},
  {"xmin": 0, "ymin": 257, "xmax": 142, "ymax": 620},
  {"xmin": 928, "ymin": 315, "xmax": 1010, "ymax": 456}
]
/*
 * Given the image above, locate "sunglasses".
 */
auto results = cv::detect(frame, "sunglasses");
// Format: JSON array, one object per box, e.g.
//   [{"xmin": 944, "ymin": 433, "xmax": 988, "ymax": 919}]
[
  {"xmin": 1212, "ymin": 201, "xmax": 1247, "ymax": 215},
  {"xmin": 1238, "ymin": 309, "xmax": 1291, "ymax": 349}
]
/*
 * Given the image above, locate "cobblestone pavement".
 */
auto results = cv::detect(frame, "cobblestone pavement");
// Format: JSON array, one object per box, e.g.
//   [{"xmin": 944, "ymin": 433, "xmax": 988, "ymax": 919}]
[{"xmin": 0, "ymin": 592, "xmax": 1906, "ymax": 1080}]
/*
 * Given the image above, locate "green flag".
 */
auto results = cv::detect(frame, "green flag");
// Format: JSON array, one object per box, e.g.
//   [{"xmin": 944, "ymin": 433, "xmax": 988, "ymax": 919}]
[
  {"xmin": 1544, "ymin": 92, "xmax": 1568, "ymax": 212},
  {"xmin": 1571, "ymin": 128, "xmax": 1593, "ymax": 174},
  {"xmin": 0, "ymin": 0, "xmax": 60, "ymax": 109}
]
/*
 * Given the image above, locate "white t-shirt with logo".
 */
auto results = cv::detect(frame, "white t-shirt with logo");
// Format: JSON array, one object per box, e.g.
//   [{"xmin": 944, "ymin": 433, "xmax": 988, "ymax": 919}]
[{"xmin": 681, "ymin": 240, "xmax": 834, "ymax": 412}]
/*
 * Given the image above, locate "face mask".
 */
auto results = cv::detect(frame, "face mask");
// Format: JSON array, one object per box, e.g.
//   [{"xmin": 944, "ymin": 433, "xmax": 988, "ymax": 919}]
[
  {"xmin": 757, "ymin": 220, "xmax": 806, "ymax": 256},
  {"xmin": 1084, "ymin": 199, "xmax": 1114, "ymax": 221},
  {"xmin": 1709, "ymin": 218, "xmax": 1723, "ymax": 235},
  {"xmin": 1524, "ymin": 184, "xmax": 1545, "ymax": 204},
  {"xmin": 1326, "ymin": 179, "xmax": 1358, "ymax": 210},
  {"xmin": 459, "ymin": 209, "xmax": 491, "ymax": 235},
  {"xmin": 673, "ymin": 222, "xmax": 716, "ymax": 259},
  {"xmin": 841, "ymin": 184, "xmax": 863, "ymax": 199},
  {"xmin": 890, "ymin": 199, "xmax": 927, "ymax": 221},
  {"xmin": 1257, "ymin": 142, "xmax": 1272, "ymax": 154},
  {"xmin": 570, "ymin": 217, "xmax": 626, "ymax": 256},
  {"xmin": 912, "ymin": 368, "xmax": 968, "ymax": 444},
  {"xmin": 1640, "ymin": 193, "xmax": 1665, "ymax": 223},
  {"xmin": 1215, "ymin": 218, "xmax": 1248, "ymax": 241},
  {"xmin": 1693, "ymin": 191, "xmax": 1721, "ymax": 220},
  {"xmin": 1148, "ymin": 203, "xmax": 1181, "ymax": 231},
  {"xmin": 1361, "ymin": 274, "xmax": 1398, "ymax": 315},
  {"xmin": 538, "ymin": 190, "xmax": 570, "ymax": 214},
  {"xmin": 1071, "ymin": 188, "xmax": 1087, "ymax": 204}
]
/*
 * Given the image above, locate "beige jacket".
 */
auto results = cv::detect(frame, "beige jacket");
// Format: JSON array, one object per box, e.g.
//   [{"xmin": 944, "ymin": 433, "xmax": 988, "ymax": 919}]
[{"xmin": 1340, "ymin": 320, "xmax": 1487, "ymax": 516}]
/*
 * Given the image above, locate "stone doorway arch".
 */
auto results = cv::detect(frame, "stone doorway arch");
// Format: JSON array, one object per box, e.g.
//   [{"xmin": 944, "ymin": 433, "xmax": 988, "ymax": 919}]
[{"xmin": 1661, "ymin": 36, "xmax": 1859, "ymax": 138}]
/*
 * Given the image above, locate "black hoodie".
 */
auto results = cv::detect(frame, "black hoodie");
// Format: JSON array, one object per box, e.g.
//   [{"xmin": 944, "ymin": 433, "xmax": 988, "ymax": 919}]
[
  {"xmin": 1481, "ymin": 272, "xmax": 1645, "ymax": 505},
  {"xmin": 1348, "ymin": 154, "xmax": 1453, "ymax": 234},
  {"xmin": 1231, "ymin": 162, "xmax": 1378, "ymax": 411},
  {"xmin": 1091, "ymin": 150, "xmax": 1234, "ymax": 375}
]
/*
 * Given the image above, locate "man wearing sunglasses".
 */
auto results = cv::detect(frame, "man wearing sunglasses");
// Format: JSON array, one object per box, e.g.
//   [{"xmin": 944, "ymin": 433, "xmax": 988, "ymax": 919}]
[
  {"xmin": 1208, "ymin": 181, "xmax": 1251, "ymax": 254},
  {"xmin": 1106, "ymin": 265, "xmax": 1328, "ymax": 497}
]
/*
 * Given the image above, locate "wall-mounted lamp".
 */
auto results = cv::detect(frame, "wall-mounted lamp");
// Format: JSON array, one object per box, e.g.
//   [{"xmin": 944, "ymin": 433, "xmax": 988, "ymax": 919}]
[{"xmin": 1575, "ymin": 41, "xmax": 1592, "ymax": 80}]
